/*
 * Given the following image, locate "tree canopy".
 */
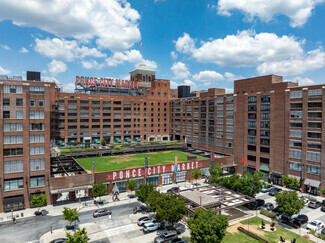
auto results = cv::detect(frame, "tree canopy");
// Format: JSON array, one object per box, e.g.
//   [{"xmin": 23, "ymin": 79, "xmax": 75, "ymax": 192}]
[
  {"xmin": 100, "ymin": 138, "xmax": 106, "ymax": 146},
  {"xmin": 66, "ymin": 227, "xmax": 90, "ymax": 243},
  {"xmin": 127, "ymin": 179, "xmax": 138, "ymax": 193},
  {"xmin": 31, "ymin": 193, "xmax": 47, "ymax": 212},
  {"xmin": 282, "ymin": 175, "xmax": 300, "ymax": 188},
  {"xmin": 63, "ymin": 207, "xmax": 79, "ymax": 226},
  {"xmin": 135, "ymin": 183, "xmax": 155, "ymax": 203},
  {"xmin": 275, "ymin": 190, "xmax": 305, "ymax": 216},
  {"xmin": 92, "ymin": 183, "xmax": 107, "ymax": 200},
  {"xmin": 187, "ymin": 208, "xmax": 228, "ymax": 243},
  {"xmin": 208, "ymin": 165, "xmax": 223, "ymax": 184}
]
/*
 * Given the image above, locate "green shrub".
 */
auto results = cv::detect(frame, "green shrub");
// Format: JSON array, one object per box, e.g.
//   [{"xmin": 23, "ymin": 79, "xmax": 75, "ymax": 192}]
[
  {"xmin": 260, "ymin": 209, "xmax": 276, "ymax": 219},
  {"xmin": 61, "ymin": 149, "xmax": 71, "ymax": 153},
  {"xmin": 309, "ymin": 230, "xmax": 316, "ymax": 236},
  {"xmin": 309, "ymin": 197, "xmax": 317, "ymax": 202},
  {"xmin": 166, "ymin": 142, "xmax": 184, "ymax": 146},
  {"xmin": 318, "ymin": 233, "xmax": 325, "ymax": 240}
]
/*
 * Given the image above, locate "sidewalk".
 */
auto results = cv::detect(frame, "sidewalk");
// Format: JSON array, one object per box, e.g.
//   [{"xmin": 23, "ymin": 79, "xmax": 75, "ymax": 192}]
[{"xmin": 0, "ymin": 179, "xmax": 205, "ymax": 223}]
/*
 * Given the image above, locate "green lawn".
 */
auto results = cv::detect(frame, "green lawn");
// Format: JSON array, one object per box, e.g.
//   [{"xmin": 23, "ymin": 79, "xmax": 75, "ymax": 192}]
[
  {"xmin": 222, "ymin": 217, "xmax": 313, "ymax": 243},
  {"xmin": 77, "ymin": 150, "xmax": 207, "ymax": 172}
]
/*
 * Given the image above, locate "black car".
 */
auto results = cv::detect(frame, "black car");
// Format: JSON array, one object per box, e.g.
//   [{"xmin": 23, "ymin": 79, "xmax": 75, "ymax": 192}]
[
  {"xmin": 250, "ymin": 199, "xmax": 265, "ymax": 209},
  {"xmin": 272, "ymin": 207, "xmax": 282, "ymax": 216},
  {"xmin": 269, "ymin": 188, "xmax": 282, "ymax": 196},
  {"xmin": 281, "ymin": 214, "xmax": 297, "ymax": 223},
  {"xmin": 167, "ymin": 187, "xmax": 180, "ymax": 193},
  {"xmin": 169, "ymin": 238, "xmax": 187, "ymax": 243},
  {"xmin": 293, "ymin": 214, "xmax": 309, "ymax": 226},
  {"xmin": 49, "ymin": 238, "xmax": 67, "ymax": 243},
  {"xmin": 308, "ymin": 201, "xmax": 322, "ymax": 209},
  {"xmin": 321, "ymin": 205, "xmax": 325, "ymax": 212}
]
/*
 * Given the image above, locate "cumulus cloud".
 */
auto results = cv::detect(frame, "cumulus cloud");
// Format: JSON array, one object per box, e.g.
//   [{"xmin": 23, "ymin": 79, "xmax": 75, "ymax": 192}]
[
  {"xmin": 106, "ymin": 49, "xmax": 157, "ymax": 69},
  {"xmin": 171, "ymin": 51, "xmax": 178, "ymax": 59},
  {"xmin": 48, "ymin": 60, "xmax": 67, "ymax": 76},
  {"xmin": 171, "ymin": 62, "xmax": 190, "ymax": 80},
  {"xmin": 216, "ymin": 0, "xmax": 324, "ymax": 27},
  {"xmin": 225, "ymin": 88, "xmax": 234, "ymax": 93},
  {"xmin": 192, "ymin": 70, "xmax": 224, "ymax": 82},
  {"xmin": 64, "ymin": 83, "xmax": 76, "ymax": 92},
  {"xmin": 82, "ymin": 59, "xmax": 105, "ymax": 69},
  {"xmin": 0, "ymin": 0, "xmax": 141, "ymax": 51},
  {"xmin": 292, "ymin": 76, "xmax": 316, "ymax": 86},
  {"xmin": 42, "ymin": 76, "xmax": 60, "ymax": 84},
  {"xmin": 174, "ymin": 33, "xmax": 196, "ymax": 54},
  {"xmin": 170, "ymin": 80, "xmax": 178, "ymax": 89},
  {"xmin": 1, "ymin": 44, "xmax": 10, "ymax": 50},
  {"xmin": 35, "ymin": 38, "xmax": 105, "ymax": 62},
  {"xmin": 0, "ymin": 66, "xmax": 10, "ymax": 75},
  {"xmin": 19, "ymin": 47, "xmax": 29, "ymax": 53},
  {"xmin": 224, "ymin": 72, "xmax": 245, "ymax": 82},
  {"xmin": 257, "ymin": 48, "xmax": 325, "ymax": 76}
]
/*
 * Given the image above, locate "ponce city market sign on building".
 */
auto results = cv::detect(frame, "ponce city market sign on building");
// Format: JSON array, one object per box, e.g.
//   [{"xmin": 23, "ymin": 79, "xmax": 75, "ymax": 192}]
[
  {"xmin": 75, "ymin": 76, "xmax": 139, "ymax": 90},
  {"xmin": 106, "ymin": 161, "xmax": 203, "ymax": 181}
]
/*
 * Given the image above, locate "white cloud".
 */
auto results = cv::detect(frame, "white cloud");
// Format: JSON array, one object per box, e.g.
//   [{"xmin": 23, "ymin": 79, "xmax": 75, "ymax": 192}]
[
  {"xmin": 257, "ymin": 48, "xmax": 325, "ymax": 76},
  {"xmin": 174, "ymin": 33, "xmax": 196, "ymax": 54},
  {"xmin": 42, "ymin": 76, "xmax": 60, "ymax": 84},
  {"xmin": 189, "ymin": 30, "xmax": 304, "ymax": 67},
  {"xmin": 64, "ymin": 83, "xmax": 76, "ymax": 92},
  {"xmin": 192, "ymin": 70, "xmax": 224, "ymax": 83},
  {"xmin": 225, "ymin": 88, "xmax": 234, "ymax": 93},
  {"xmin": 0, "ymin": 0, "xmax": 141, "ymax": 51},
  {"xmin": 292, "ymin": 76, "xmax": 316, "ymax": 86},
  {"xmin": 19, "ymin": 47, "xmax": 29, "ymax": 53},
  {"xmin": 106, "ymin": 49, "xmax": 157, "ymax": 69},
  {"xmin": 1, "ymin": 44, "xmax": 10, "ymax": 50},
  {"xmin": 224, "ymin": 72, "xmax": 245, "ymax": 82},
  {"xmin": 48, "ymin": 60, "xmax": 67, "ymax": 76},
  {"xmin": 171, "ymin": 51, "xmax": 178, "ymax": 59},
  {"xmin": 0, "ymin": 66, "xmax": 10, "ymax": 75},
  {"xmin": 216, "ymin": 0, "xmax": 324, "ymax": 27},
  {"xmin": 35, "ymin": 38, "xmax": 105, "ymax": 62},
  {"xmin": 82, "ymin": 59, "xmax": 105, "ymax": 69},
  {"xmin": 171, "ymin": 62, "xmax": 190, "ymax": 80},
  {"xmin": 170, "ymin": 80, "xmax": 178, "ymax": 89}
]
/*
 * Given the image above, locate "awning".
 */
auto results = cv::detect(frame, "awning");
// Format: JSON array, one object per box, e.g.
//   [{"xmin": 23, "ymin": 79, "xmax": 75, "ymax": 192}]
[
  {"xmin": 304, "ymin": 178, "xmax": 320, "ymax": 188},
  {"xmin": 51, "ymin": 185, "xmax": 93, "ymax": 194},
  {"xmin": 259, "ymin": 165, "xmax": 270, "ymax": 172},
  {"xmin": 4, "ymin": 195, "xmax": 24, "ymax": 204}
]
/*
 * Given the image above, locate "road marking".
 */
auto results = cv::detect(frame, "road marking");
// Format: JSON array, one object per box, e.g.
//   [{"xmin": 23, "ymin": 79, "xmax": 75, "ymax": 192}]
[{"xmin": 104, "ymin": 224, "xmax": 138, "ymax": 237}]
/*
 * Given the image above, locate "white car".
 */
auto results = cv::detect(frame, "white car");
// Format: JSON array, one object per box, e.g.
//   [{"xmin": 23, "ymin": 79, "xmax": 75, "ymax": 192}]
[{"xmin": 306, "ymin": 220, "xmax": 325, "ymax": 231}]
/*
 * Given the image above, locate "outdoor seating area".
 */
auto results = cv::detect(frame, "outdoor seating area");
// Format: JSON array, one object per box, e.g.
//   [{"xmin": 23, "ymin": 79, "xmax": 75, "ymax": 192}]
[{"xmin": 259, "ymin": 220, "xmax": 277, "ymax": 232}]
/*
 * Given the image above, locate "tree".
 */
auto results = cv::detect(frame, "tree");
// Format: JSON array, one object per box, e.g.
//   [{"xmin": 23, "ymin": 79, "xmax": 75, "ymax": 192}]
[
  {"xmin": 135, "ymin": 184, "xmax": 155, "ymax": 203},
  {"xmin": 155, "ymin": 193, "xmax": 187, "ymax": 228},
  {"xmin": 187, "ymin": 208, "xmax": 228, "ymax": 243},
  {"xmin": 282, "ymin": 175, "xmax": 300, "ymax": 188},
  {"xmin": 92, "ymin": 183, "xmax": 107, "ymax": 201},
  {"xmin": 66, "ymin": 227, "xmax": 90, "ymax": 243},
  {"xmin": 209, "ymin": 165, "xmax": 223, "ymax": 184},
  {"xmin": 127, "ymin": 179, "xmax": 138, "ymax": 194},
  {"xmin": 146, "ymin": 190, "xmax": 163, "ymax": 213},
  {"xmin": 275, "ymin": 190, "xmax": 305, "ymax": 216},
  {"xmin": 63, "ymin": 207, "xmax": 79, "ymax": 227},
  {"xmin": 192, "ymin": 169, "xmax": 201, "ymax": 187},
  {"xmin": 321, "ymin": 187, "xmax": 325, "ymax": 196},
  {"xmin": 31, "ymin": 193, "xmax": 47, "ymax": 212},
  {"xmin": 100, "ymin": 138, "xmax": 106, "ymax": 146}
]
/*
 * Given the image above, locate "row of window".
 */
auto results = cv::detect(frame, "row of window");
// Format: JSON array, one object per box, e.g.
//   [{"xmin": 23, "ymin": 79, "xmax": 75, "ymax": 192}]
[
  {"xmin": 173, "ymin": 97, "xmax": 233, "ymax": 106},
  {"xmin": 4, "ymin": 176, "xmax": 45, "ymax": 191},
  {"xmin": 289, "ymin": 150, "xmax": 321, "ymax": 162},
  {"xmin": 289, "ymin": 140, "xmax": 321, "ymax": 149},
  {"xmin": 289, "ymin": 162, "xmax": 321, "ymax": 175},
  {"xmin": 248, "ymin": 113, "xmax": 270, "ymax": 120},
  {"xmin": 248, "ymin": 96, "xmax": 270, "ymax": 103},
  {"xmin": 290, "ymin": 102, "xmax": 322, "ymax": 109},
  {"xmin": 59, "ymin": 99, "xmax": 167, "ymax": 106},
  {"xmin": 289, "ymin": 130, "xmax": 321, "ymax": 139},
  {"xmin": 2, "ymin": 85, "xmax": 45, "ymax": 94},
  {"xmin": 248, "ymin": 137, "xmax": 270, "ymax": 145},
  {"xmin": 4, "ymin": 158, "xmax": 45, "ymax": 173},
  {"xmin": 290, "ymin": 90, "xmax": 322, "ymax": 98},
  {"xmin": 290, "ymin": 111, "xmax": 322, "ymax": 118},
  {"xmin": 3, "ymin": 111, "xmax": 44, "ymax": 119},
  {"xmin": 3, "ymin": 135, "xmax": 44, "ymax": 144},
  {"xmin": 59, "ymin": 112, "xmax": 165, "ymax": 117}
]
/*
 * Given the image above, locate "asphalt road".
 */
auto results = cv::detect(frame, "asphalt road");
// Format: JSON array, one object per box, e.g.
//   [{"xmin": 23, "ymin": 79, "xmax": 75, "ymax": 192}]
[{"xmin": 0, "ymin": 201, "xmax": 141, "ymax": 243}]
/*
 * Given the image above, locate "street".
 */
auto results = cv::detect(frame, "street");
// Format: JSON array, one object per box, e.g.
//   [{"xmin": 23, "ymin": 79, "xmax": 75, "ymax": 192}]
[{"xmin": 0, "ymin": 201, "xmax": 141, "ymax": 243}]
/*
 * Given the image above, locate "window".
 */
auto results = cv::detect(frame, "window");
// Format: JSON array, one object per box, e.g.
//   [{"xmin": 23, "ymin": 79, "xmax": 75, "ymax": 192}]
[
  {"xmin": 217, "ymin": 97, "xmax": 223, "ymax": 103},
  {"xmin": 29, "ymin": 99, "xmax": 36, "ymax": 107},
  {"xmin": 226, "ymin": 133, "xmax": 233, "ymax": 139},
  {"xmin": 4, "ymin": 136, "xmax": 23, "ymax": 144},
  {"xmin": 290, "ymin": 121, "xmax": 302, "ymax": 128},
  {"xmin": 290, "ymin": 140, "xmax": 302, "ymax": 148},
  {"xmin": 4, "ymin": 123, "xmax": 23, "ymax": 132},
  {"xmin": 289, "ymin": 162, "xmax": 302, "ymax": 171},
  {"xmin": 248, "ymin": 113, "xmax": 256, "ymax": 119},
  {"xmin": 248, "ymin": 96, "xmax": 257, "ymax": 103},
  {"xmin": 30, "ymin": 147, "xmax": 45, "ymax": 155},
  {"xmin": 4, "ymin": 148, "xmax": 23, "ymax": 157},
  {"xmin": 3, "ymin": 85, "xmax": 23, "ymax": 94},
  {"xmin": 248, "ymin": 105, "xmax": 256, "ymax": 111},
  {"xmin": 4, "ymin": 178, "xmax": 23, "ymax": 191},
  {"xmin": 68, "ymin": 106, "xmax": 77, "ymax": 110},
  {"xmin": 38, "ymin": 99, "xmax": 44, "ymax": 107},
  {"xmin": 217, "ymin": 119, "xmax": 223, "ymax": 124},
  {"xmin": 308, "ymin": 132, "xmax": 321, "ymax": 139},
  {"xmin": 308, "ymin": 89, "xmax": 322, "ymax": 97},
  {"xmin": 290, "ymin": 103, "xmax": 303, "ymax": 109},
  {"xmin": 29, "ymin": 86, "xmax": 44, "ymax": 94},
  {"xmin": 260, "ymin": 121, "xmax": 270, "ymax": 128},
  {"xmin": 68, "ymin": 100, "xmax": 77, "ymax": 104},
  {"xmin": 3, "ymin": 111, "xmax": 10, "ymax": 118},
  {"xmin": 217, "ymin": 126, "xmax": 223, "ymax": 131},
  {"xmin": 30, "ymin": 111, "xmax": 44, "ymax": 119},
  {"xmin": 308, "ymin": 122, "xmax": 321, "ymax": 129},
  {"xmin": 261, "ymin": 104, "xmax": 270, "ymax": 111},
  {"xmin": 226, "ymin": 126, "xmax": 233, "ymax": 132},
  {"xmin": 248, "ymin": 145, "xmax": 256, "ymax": 151},
  {"xmin": 290, "ymin": 91, "xmax": 302, "ymax": 99},
  {"xmin": 308, "ymin": 102, "xmax": 322, "ymax": 108},
  {"xmin": 307, "ymin": 142, "xmax": 321, "ymax": 150},
  {"xmin": 226, "ymin": 105, "xmax": 233, "ymax": 110},
  {"xmin": 80, "ymin": 100, "xmax": 89, "ymax": 104},
  {"xmin": 308, "ymin": 112, "xmax": 322, "ymax": 118},
  {"xmin": 92, "ymin": 100, "xmax": 100, "ymax": 105},
  {"xmin": 307, "ymin": 152, "xmax": 321, "ymax": 162},
  {"xmin": 217, "ymin": 133, "xmax": 223, "ymax": 138},
  {"xmin": 248, "ymin": 129, "xmax": 256, "ymax": 136},
  {"xmin": 261, "ymin": 113, "xmax": 270, "ymax": 120},
  {"xmin": 103, "ymin": 100, "xmax": 111, "ymax": 105},
  {"xmin": 226, "ymin": 97, "xmax": 233, "ymax": 102},
  {"xmin": 226, "ymin": 112, "xmax": 233, "ymax": 117},
  {"xmin": 113, "ymin": 101, "xmax": 121, "ymax": 105},
  {"xmin": 260, "ymin": 138, "xmax": 270, "ymax": 145},
  {"xmin": 30, "ymin": 176, "xmax": 45, "ymax": 188},
  {"xmin": 217, "ymin": 105, "xmax": 223, "ymax": 110},
  {"xmin": 260, "ymin": 147, "xmax": 270, "ymax": 153},
  {"xmin": 217, "ymin": 141, "xmax": 223, "ymax": 147},
  {"xmin": 290, "ymin": 111, "xmax": 302, "ymax": 118},
  {"xmin": 247, "ymin": 155, "xmax": 256, "ymax": 161},
  {"xmin": 30, "ymin": 135, "xmax": 45, "ymax": 143},
  {"xmin": 248, "ymin": 121, "xmax": 256, "ymax": 128},
  {"xmin": 260, "ymin": 130, "xmax": 270, "ymax": 137},
  {"xmin": 16, "ymin": 111, "xmax": 23, "ymax": 119},
  {"xmin": 16, "ymin": 98, "xmax": 23, "ymax": 106},
  {"xmin": 289, "ymin": 150, "xmax": 302, "ymax": 159},
  {"xmin": 248, "ymin": 137, "xmax": 256, "ymax": 144},
  {"xmin": 226, "ymin": 119, "xmax": 233, "ymax": 125},
  {"xmin": 30, "ymin": 123, "xmax": 44, "ymax": 131},
  {"xmin": 307, "ymin": 165, "xmax": 321, "ymax": 175},
  {"xmin": 261, "ymin": 95, "xmax": 270, "ymax": 103},
  {"xmin": 4, "ymin": 160, "xmax": 23, "ymax": 173},
  {"xmin": 260, "ymin": 157, "xmax": 269, "ymax": 164},
  {"xmin": 80, "ymin": 112, "xmax": 89, "ymax": 117}
]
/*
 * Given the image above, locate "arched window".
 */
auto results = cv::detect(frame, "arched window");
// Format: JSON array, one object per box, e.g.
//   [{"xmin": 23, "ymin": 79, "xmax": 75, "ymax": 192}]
[
  {"xmin": 148, "ymin": 76, "xmax": 151, "ymax": 82},
  {"xmin": 142, "ymin": 75, "xmax": 145, "ymax": 82}
]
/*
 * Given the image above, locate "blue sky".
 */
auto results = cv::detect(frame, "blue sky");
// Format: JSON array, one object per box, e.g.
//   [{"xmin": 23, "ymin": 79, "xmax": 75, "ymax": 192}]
[{"xmin": 0, "ymin": 0, "xmax": 325, "ymax": 92}]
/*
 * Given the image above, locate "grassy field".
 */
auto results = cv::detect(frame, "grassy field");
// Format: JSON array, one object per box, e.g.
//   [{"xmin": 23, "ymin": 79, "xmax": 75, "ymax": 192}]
[
  {"xmin": 222, "ymin": 217, "xmax": 313, "ymax": 243},
  {"xmin": 77, "ymin": 150, "xmax": 207, "ymax": 172}
]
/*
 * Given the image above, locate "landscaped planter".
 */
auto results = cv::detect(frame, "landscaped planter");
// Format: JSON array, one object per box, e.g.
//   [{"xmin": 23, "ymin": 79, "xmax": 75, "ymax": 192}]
[{"xmin": 303, "ymin": 235, "xmax": 310, "ymax": 241}]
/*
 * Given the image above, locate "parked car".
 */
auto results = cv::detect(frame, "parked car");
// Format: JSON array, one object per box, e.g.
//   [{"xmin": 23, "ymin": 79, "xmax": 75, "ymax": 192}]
[
  {"xmin": 250, "ymin": 199, "xmax": 265, "ymax": 209},
  {"xmin": 93, "ymin": 209, "xmax": 111, "ymax": 218},
  {"xmin": 142, "ymin": 222, "xmax": 160, "ymax": 234},
  {"xmin": 293, "ymin": 215, "xmax": 309, "ymax": 226},
  {"xmin": 49, "ymin": 238, "xmax": 67, "ymax": 243},
  {"xmin": 321, "ymin": 227, "xmax": 325, "ymax": 235},
  {"xmin": 308, "ymin": 201, "xmax": 322, "ymax": 209},
  {"xmin": 306, "ymin": 220, "xmax": 325, "ymax": 231},
  {"xmin": 281, "ymin": 214, "xmax": 297, "ymax": 223},
  {"xmin": 169, "ymin": 238, "xmax": 187, "ymax": 243},
  {"xmin": 321, "ymin": 205, "xmax": 325, "ymax": 212},
  {"xmin": 269, "ymin": 188, "xmax": 282, "ymax": 196},
  {"xmin": 261, "ymin": 186, "xmax": 273, "ymax": 193},
  {"xmin": 167, "ymin": 187, "xmax": 180, "ymax": 193},
  {"xmin": 154, "ymin": 231, "xmax": 178, "ymax": 243},
  {"xmin": 261, "ymin": 203, "xmax": 274, "ymax": 211},
  {"xmin": 137, "ymin": 216, "xmax": 154, "ymax": 226},
  {"xmin": 272, "ymin": 207, "xmax": 282, "ymax": 216}
]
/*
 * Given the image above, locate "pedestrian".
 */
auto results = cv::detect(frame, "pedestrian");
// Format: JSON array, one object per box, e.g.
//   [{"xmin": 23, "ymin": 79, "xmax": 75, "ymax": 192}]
[{"xmin": 13, "ymin": 216, "xmax": 16, "ymax": 224}]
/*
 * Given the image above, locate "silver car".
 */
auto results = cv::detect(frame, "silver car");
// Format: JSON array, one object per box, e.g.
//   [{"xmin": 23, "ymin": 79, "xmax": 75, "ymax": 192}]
[
  {"xmin": 93, "ymin": 209, "xmax": 111, "ymax": 218},
  {"xmin": 142, "ymin": 222, "xmax": 160, "ymax": 233},
  {"xmin": 137, "ymin": 216, "xmax": 153, "ymax": 226}
]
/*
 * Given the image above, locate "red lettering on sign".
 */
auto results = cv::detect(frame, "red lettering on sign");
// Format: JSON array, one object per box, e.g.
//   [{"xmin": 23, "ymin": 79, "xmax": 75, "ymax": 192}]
[{"xmin": 75, "ymin": 76, "xmax": 80, "ymax": 85}]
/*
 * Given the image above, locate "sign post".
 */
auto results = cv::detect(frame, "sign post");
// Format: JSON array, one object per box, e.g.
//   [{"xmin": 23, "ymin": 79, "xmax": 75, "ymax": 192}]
[
  {"xmin": 145, "ymin": 157, "xmax": 148, "ymax": 185},
  {"xmin": 242, "ymin": 157, "xmax": 247, "ymax": 175}
]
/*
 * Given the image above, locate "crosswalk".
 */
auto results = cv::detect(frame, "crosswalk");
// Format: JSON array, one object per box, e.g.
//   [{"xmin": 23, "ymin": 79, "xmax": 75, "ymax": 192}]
[{"xmin": 104, "ymin": 224, "xmax": 138, "ymax": 238}]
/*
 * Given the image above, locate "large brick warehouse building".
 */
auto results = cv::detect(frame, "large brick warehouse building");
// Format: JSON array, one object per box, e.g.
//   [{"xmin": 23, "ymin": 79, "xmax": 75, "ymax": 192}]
[{"xmin": 0, "ymin": 66, "xmax": 325, "ymax": 212}]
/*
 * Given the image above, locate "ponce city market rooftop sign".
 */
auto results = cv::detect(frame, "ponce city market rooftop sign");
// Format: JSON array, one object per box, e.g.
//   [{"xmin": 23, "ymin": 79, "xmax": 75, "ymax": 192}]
[{"xmin": 75, "ymin": 76, "xmax": 139, "ymax": 90}]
